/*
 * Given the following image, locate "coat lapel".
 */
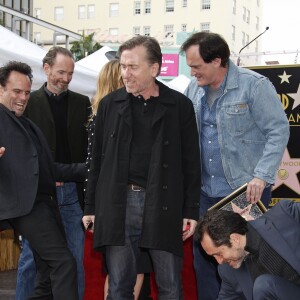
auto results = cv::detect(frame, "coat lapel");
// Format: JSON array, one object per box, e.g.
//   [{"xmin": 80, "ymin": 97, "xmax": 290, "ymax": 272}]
[{"xmin": 251, "ymin": 218, "xmax": 300, "ymax": 274}]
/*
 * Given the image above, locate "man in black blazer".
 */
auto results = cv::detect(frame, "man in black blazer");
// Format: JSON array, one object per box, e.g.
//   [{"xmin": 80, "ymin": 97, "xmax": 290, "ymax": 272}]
[
  {"xmin": 195, "ymin": 200, "xmax": 300, "ymax": 300},
  {"xmin": 0, "ymin": 61, "xmax": 79, "ymax": 299},
  {"xmin": 17, "ymin": 47, "xmax": 91, "ymax": 299}
]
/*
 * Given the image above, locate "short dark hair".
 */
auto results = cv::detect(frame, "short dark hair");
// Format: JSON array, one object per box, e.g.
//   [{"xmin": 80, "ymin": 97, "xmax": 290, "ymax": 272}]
[
  {"xmin": 195, "ymin": 209, "xmax": 248, "ymax": 247},
  {"xmin": 0, "ymin": 61, "xmax": 33, "ymax": 87},
  {"xmin": 118, "ymin": 35, "xmax": 162, "ymax": 76},
  {"xmin": 42, "ymin": 46, "xmax": 74, "ymax": 67},
  {"xmin": 180, "ymin": 32, "xmax": 230, "ymax": 68}
]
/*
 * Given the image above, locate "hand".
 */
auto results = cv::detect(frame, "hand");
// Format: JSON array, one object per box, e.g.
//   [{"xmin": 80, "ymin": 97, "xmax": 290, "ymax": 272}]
[
  {"xmin": 246, "ymin": 178, "xmax": 266, "ymax": 203},
  {"xmin": 0, "ymin": 147, "xmax": 5, "ymax": 158},
  {"xmin": 182, "ymin": 219, "xmax": 197, "ymax": 241},
  {"xmin": 82, "ymin": 215, "xmax": 95, "ymax": 232}
]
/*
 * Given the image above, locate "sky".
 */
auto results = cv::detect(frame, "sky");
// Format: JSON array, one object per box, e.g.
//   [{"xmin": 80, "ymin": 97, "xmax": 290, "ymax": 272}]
[{"xmin": 261, "ymin": 0, "xmax": 300, "ymax": 64}]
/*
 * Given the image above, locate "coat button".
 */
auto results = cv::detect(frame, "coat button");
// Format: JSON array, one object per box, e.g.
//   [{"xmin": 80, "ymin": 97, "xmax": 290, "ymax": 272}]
[
  {"xmin": 162, "ymin": 163, "xmax": 168, "ymax": 168},
  {"xmin": 162, "ymin": 206, "xmax": 168, "ymax": 211},
  {"xmin": 162, "ymin": 185, "xmax": 168, "ymax": 190},
  {"xmin": 163, "ymin": 140, "xmax": 169, "ymax": 146}
]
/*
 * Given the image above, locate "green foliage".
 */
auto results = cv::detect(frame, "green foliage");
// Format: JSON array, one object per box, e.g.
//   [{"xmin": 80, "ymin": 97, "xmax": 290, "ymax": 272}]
[{"xmin": 70, "ymin": 32, "xmax": 102, "ymax": 61}]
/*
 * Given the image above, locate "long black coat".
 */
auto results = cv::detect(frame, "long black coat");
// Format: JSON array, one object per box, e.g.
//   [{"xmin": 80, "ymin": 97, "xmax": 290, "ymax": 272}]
[{"xmin": 85, "ymin": 81, "xmax": 200, "ymax": 256}]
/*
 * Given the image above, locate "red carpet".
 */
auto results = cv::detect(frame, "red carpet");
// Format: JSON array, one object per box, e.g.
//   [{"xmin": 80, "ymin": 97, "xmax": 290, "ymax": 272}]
[{"xmin": 83, "ymin": 231, "xmax": 197, "ymax": 299}]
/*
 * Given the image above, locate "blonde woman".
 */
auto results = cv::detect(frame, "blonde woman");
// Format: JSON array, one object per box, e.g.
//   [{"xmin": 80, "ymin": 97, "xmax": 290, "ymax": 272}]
[{"xmin": 85, "ymin": 59, "xmax": 150, "ymax": 300}]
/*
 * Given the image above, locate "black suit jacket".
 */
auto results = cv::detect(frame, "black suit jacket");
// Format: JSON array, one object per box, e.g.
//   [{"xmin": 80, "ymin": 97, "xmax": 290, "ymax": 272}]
[
  {"xmin": 217, "ymin": 200, "xmax": 300, "ymax": 300},
  {"xmin": 0, "ymin": 104, "xmax": 56, "ymax": 220},
  {"xmin": 24, "ymin": 86, "xmax": 91, "ymax": 206}
]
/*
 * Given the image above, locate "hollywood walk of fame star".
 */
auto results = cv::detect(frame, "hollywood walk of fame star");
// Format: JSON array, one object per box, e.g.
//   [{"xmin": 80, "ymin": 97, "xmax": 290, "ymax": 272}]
[
  {"xmin": 288, "ymin": 83, "xmax": 300, "ymax": 110},
  {"xmin": 273, "ymin": 148, "xmax": 300, "ymax": 195},
  {"xmin": 278, "ymin": 71, "xmax": 292, "ymax": 84},
  {"xmin": 231, "ymin": 202, "xmax": 254, "ymax": 221}
]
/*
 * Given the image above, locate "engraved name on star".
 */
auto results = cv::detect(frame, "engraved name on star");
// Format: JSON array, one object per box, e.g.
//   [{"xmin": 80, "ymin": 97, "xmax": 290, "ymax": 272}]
[
  {"xmin": 273, "ymin": 148, "xmax": 300, "ymax": 195},
  {"xmin": 278, "ymin": 71, "xmax": 292, "ymax": 84},
  {"xmin": 288, "ymin": 83, "xmax": 300, "ymax": 110}
]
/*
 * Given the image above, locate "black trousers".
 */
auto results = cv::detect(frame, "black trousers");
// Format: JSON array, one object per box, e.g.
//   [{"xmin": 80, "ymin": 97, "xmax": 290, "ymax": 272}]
[{"xmin": 9, "ymin": 195, "xmax": 78, "ymax": 300}]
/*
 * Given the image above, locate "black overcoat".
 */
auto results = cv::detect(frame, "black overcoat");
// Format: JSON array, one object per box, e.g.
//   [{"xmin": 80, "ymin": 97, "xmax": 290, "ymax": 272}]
[{"xmin": 85, "ymin": 81, "xmax": 200, "ymax": 256}]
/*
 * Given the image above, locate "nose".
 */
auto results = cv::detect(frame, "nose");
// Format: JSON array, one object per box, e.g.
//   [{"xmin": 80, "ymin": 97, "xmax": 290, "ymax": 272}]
[
  {"xmin": 63, "ymin": 73, "xmax": 71, "ymax": 83},
  {"xmin": 122, "ymin": 67, "xmax": 131, "ymax": 79},
  {"xmin": 20, "ymin": 92, "xmax": 29, "ymax": 101},
  {"xmin": 214, "ymin": 256, "xmax": 224, "ymax": 265},
  {"xmin": 190, "ymin": 68, "xmax": 196, "ymax": 77}
]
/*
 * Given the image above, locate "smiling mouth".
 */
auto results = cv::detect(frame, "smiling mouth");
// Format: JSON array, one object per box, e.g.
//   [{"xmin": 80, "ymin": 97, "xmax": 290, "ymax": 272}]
[{"xmin": 16, "ymin": 103, "xmax": 25, "ymax": 109}]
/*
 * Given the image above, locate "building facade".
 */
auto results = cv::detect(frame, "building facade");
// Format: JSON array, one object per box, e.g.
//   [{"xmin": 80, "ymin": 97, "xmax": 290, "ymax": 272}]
[{"xmin": 27, "ymin": 0, "xmax": 264, "ymax": 76}]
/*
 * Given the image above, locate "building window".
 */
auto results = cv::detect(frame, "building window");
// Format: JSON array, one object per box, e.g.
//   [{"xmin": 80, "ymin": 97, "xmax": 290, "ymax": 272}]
[
  {"xmin": 34, "ymin": 32, "xmax": 41, "ymax": 43},
  {"xmin": 87, "ymin": 5, "xmax": 95, "ymax": 19},
  {"xmin": 255, "ymin": 40, "xmax": 258, "ymax": 52},
  {"xmin": 246, "ymin": 34, "xmax": 249, "ymax": 48},
  {"xmin": 166, "ymin": 0, "xmax": 174, "ymax": 12},
  {"xmin": 232, "ymin": 25, "xmax": 235, "ymax": 41},
  {"xmin": 164, "ymin": 24, "xmax": 174, "ymax": 38},
  {"xmin": 109, "ymin": 28, "xmax": 118, "ymax": 36},
  {"xmin": 54, "ymin": 7, "xmax": 64, "ymax": 21},
  {"xmin": 242, "ymin": 32, "xmax": 245, "ymax": 46},
  {"xmin": 232, "ymin": 0, "xmax": 236, "ymax": 14},
  {"xmin": 182, "ymin": 0, "xmax": 187, "ymax": 7},
  {"xmin": 202, "ymin": 0, "xmax": 211, "ymax": 10},
  {"xmin": 243, "ymin": 6, "xmax": 246, "ymax": 21},
  {"xmin": 133, "ymin": 26, "xmax": 140, "ymax": 35},
  {"xmin": 257, "ymin": 0, "xmax": 260, "ymax": 7},
  {"xmin": 145, "ymin": 1, "xmax": 151, "ymax": 14},
  {"xmin": 256, "ymin": 16, "xmax": 259, "ymax": 30},
  {"xmin": 201, "ymin": 22, "xmax": 210, "ymax": 32},
  {"xmin": 181, "ymin": 24, "xmax": 187, "ymax": 32},
  {"xmin": 246, "ymin": 9, "xmax": 250, "ymax": 24},
  {"xmin": 34, "ymin": 8, "xmax": 41, "ymax": 19},
  {"xmin": 134, "ymin": 1, "xmax": 141, "ymax": 14},
  {"xmin": 86, "ymin": 29, "xmax": 94, "ymax": 35},
  {"xmin": 78, "ymin": 5, "xmax": 85, "ymax": 19},
  {"xmin": 144, "ymin": 26, "xmax": 150, "ymax": 36},
  {"xmin": 109, "ymin": 3, "xmax": 119, "ymax": 17}
]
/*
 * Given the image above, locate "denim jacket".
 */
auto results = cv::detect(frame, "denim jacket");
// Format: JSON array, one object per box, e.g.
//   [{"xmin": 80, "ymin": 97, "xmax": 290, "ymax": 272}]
[{"xmin": 184, "ymin": 60, "xmax": 290, "ymax": 189}]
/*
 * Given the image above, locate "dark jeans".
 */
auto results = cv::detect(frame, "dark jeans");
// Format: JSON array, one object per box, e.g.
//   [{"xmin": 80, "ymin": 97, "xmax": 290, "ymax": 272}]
[
  {"xmin": 194, "ymin": 187, "xmax": 271, "ymax": 300},
  {"xmin": 10, "ymin": 195, "xmax": 78, "ymax": 300},
  {"xmin": 105, "ymin": 189, "xmax": 183, "ymax": 300}
]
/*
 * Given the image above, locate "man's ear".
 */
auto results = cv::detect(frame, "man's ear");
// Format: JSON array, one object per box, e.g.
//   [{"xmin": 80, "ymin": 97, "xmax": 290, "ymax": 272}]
[
  {"xmin": 151, "ymin": 62, "xmax": 160, "ymax": 77},
  {"xmin": 43, "ymin": 63, "xmax": 50, "ymax": 75},
  {"xmin": 230, "ymin": 233, "xmax": 241, "ymax": 246},
  {"xmin": 212, "ymin": 57, "xmax": 222, "ymax": 68}
]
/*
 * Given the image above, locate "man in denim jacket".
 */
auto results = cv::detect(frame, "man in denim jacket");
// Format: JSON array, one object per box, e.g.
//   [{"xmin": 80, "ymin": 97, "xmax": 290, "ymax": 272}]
[{"xmin": 181, "ymin": 32, "xmax": 290, "ymax": 300}]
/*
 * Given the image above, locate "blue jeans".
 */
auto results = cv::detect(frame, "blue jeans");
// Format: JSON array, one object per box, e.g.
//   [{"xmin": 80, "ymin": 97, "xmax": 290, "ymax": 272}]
[
  {"xmin": 16, "ymin": 239, "xmax": 36, "ymax": 300},
  {"xmin": 106, "ymin": 188, "xmax": 183, "ymax": 300},
  {"xmin": 16, "ymin": 183, "xmax": 85, "ymax": 299},
  {"xmin": 194, "ymin": 187, "xmax": 271, "ymax": 300}
]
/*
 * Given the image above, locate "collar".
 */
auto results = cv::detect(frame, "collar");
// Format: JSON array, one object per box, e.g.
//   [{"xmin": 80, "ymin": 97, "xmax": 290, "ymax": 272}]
[
  {"xmin": 244, "ymin": 224, "xmax": 261, "ymax": 255},
  {"xmin": 43, "ymin": 83, "xmax": 68, "ymax": 98}
]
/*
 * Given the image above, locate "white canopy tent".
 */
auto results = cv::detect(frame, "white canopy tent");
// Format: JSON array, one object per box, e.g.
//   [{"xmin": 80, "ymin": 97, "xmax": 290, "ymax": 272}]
[
  {"xmin": 0, "ymin": 25, "xmax": 98, "ymax": 99},
  {"xmin": 0, "ymin": 25, "xmax": 191, "ymax": 98}
]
